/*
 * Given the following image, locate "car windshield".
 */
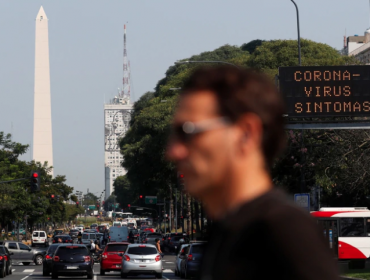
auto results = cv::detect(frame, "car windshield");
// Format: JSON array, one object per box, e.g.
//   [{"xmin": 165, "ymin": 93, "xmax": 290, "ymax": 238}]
[
  {"xmin": 82, "ymin": 234, "xmax": 88, "ymax": 239},
  {"xmin": 32, "ymin": 232, "xmax": 38, "ymax": 237},
  {"xmin": 106, "ymin": 244, "xmax": 128, "ymax": 252},
  {"xmin": 147, "ymin": 234, "xmax": 162, "ymax": 238},
  {"xmin": 172, "ymin": 236, "xmax": 184, "ymax": 241},
  {"xmin": 47, "ymin": 245, "xmax": 59, "ymax": 254},
  {"xmin": 56, "ymin": 246, "xmax": 88, "ymax": 256},
  {"xmin": 191, "ymin": 245, "xmax": 205, "ymax": 254},
  {"xmin": 127, "ymin": 247, "xmax": 157, "ymax": 255}
]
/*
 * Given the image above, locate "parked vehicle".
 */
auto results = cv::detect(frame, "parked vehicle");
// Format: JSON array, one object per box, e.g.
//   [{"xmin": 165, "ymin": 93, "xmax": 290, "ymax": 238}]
[
  {"xmin": 43, "ymin": 244, "xmax": 62, "ymax": 276},
  {"xmin": 113, "ymin": 221, "xmax": 122, "ymax": 227},
  {"xmin": 167, "ymin": 235, "xmax": 189, "ymax": 253},
  {"xmin": 81, "ymin": 232, "xmax": 99, "ymax": 248},
  {"xmin": 175, "ymin": 244, "xmax": 189, "ymax": 277},
  {"xmin": 0, "ymin": 245, "xmax": 12, "ymax": 277},
  {"xmin": 52, "ymin": 235, "xmax": 73, "ymax": 244},
  {"xmin": 0, "ymin": 241, "xmax": 46, "ymax": 266},
  {"xmin": 109, "ymin": 226, "xmax": 129, "ymax": 243},
  {"xmin": 120, "ymin": 244, "xmax": 162, "ymax": 278},
  {"xmin": 68, "ymin": 229, "xmax": 79, "ymax": 239},
  {"xmin": 97, "ymin": 225, "xmax": 107, "ymax": 233},
  {"xmin": 100, "ymin": 242, "xmax": 129, "ymax": 275},
  {"xmin": 142, "ymin": 233, "xmax": 163, "ymax": 246},
  {"xmin": 31, "ymin": 231, "xmax": 48, "ymax": 247},
  {"xmin": 51, "ymin": 244, "xmax": 93, "ymax": 279},
  {"xmin": 179, "ymin": 243, "xmax": 205, "ymax": 279},
  {"xmin": 52, "ymin": 229, "xmax": 63, "ymax": 237}
]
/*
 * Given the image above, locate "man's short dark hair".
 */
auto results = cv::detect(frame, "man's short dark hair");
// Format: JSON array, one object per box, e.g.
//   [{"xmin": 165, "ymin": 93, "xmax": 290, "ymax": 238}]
[{"xmin": 181, "ymin": 65, "xmax": 286, "ymax": 168}]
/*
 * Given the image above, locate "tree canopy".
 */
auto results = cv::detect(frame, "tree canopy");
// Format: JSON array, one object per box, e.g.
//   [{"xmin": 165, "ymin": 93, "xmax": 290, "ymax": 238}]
[
  {"xmin": 117, "ymin": 38, "xmax": 364, "ymax": 208},
  {"xmin": 0, "ymin": 132, "xmax": 84, "ymax": 229}
]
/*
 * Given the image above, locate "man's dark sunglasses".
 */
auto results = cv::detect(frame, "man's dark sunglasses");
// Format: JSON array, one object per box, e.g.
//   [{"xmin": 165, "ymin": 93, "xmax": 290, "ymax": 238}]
[{"xmin": 170, "ymin": 117, "xmax": 231, "ymax": 143}]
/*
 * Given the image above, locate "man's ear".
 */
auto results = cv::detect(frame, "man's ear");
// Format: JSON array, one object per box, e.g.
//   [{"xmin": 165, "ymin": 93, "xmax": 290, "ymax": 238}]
[{"xmin": 237, "ymin": 113, "xmax": 263, "ymax": 149}]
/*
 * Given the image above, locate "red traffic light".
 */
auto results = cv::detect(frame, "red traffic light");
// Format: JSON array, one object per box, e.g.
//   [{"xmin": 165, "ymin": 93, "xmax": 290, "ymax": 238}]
[
  {"xmin": 51, "ymin": 194, "xmax": 55, "ymax": 198},
  {"xmin": 76, "ymin": 201, "xmax": 79, "ymax": 205},
  {"xmin": 97, "ymin": 205, "xmax": 100, "ymax": 207},
  {"xmin": 128, "ymin": 204, "xmax": 131, "ymax": 207},
  {"xmin": 32, "ymin": 173, "xmax": 38, "ymax": 178},
  {"xmin": 139, "ymin": 195, "xmax": 143, "ymax": 199},
  {"xmin": 179, "ymin": 174, "xmax": 184, "ymax": 178}
]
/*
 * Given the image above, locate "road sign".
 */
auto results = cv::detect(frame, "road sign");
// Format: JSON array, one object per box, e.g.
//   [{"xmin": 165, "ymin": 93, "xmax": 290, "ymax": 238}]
[
  {"xmin": 279, "ymin": 66, "xmax": 370, "ymax": 118},
  {"xmin": 88, "ymin": 205, "xmax": 96, "ymax": 210},
  {"xmin": 145, "ymin": 196, "xmax": 157, "ymax": 205},
  {"xmin": 294, "ymin": 193, "xmax": 310, "ymax": 211}
]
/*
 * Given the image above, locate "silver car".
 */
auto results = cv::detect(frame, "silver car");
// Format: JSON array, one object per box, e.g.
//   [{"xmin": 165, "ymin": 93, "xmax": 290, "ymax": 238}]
[
  {"xmin": 120, "ymin": 244, "xmax": 162, "ymax": 279},
  {"xmin": 175, "ymin": 244, "xmax": 189, "ymax": 277}
]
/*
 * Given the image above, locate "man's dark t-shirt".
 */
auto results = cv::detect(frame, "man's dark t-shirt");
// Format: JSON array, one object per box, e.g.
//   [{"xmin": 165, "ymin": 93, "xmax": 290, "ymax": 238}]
[{"xmin": 198, "ymin": 189, "xmax": 339, "ymax": 280}]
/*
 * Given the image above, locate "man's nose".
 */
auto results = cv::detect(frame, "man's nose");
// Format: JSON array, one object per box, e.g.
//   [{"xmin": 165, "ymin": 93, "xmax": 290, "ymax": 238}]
[{"xmin": 166, "ymin": 140, "xmax": 188, "ymax": 162}]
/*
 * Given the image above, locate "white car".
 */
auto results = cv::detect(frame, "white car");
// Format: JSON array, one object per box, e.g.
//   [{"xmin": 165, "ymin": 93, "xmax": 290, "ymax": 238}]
[
  {"xmin": 75, "ymin": 226, "xmax": 84, "ymax": 233},
  {"xmin": 31, "ymin": 231, "xmax": 48, "ymax": 247}
]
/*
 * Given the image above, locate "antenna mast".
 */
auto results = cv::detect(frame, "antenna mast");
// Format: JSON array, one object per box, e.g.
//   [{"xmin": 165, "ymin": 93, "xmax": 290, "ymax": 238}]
[{"xmin": 122, "ymin": 24, "xmax": 130, "ymax": 102}]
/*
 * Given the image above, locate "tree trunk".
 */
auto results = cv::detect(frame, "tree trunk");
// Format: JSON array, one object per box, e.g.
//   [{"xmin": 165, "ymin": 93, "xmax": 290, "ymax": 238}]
[
  {"xmin": 170, "ymin": 184, "xmax": 174, "ymax": 231},
  {"xmin": 186, "ymin": 194, "xmax": 191, "ymax": 235},
  {"xmin": 194, "ymin": 201, "xmax": 200, "ymax": 235},
  {"xmin": 200, "ymin": 202, "xmax": 204, "ymax": 239}
]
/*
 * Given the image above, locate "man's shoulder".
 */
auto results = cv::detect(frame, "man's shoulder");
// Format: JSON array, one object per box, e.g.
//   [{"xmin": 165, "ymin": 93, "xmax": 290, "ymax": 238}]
[{"xmin": 225, "ymin": 188, "xmax": 314, "ymax": 229}]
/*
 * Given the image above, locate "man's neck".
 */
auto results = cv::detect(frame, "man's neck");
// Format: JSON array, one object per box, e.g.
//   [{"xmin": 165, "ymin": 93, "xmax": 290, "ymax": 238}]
[{"xmin": 203, "ymin": 163, "xmax": 273, "ymax": 220}]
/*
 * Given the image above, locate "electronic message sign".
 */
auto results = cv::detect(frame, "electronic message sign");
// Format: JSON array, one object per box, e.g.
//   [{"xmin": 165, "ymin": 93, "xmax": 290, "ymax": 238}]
[{"xmin": 279, "ymin": 66, "xmax": 370, "ymax": 117}]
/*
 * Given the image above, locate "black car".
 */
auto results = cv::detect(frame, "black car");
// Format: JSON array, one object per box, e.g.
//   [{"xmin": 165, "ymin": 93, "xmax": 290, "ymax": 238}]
[
  {"xmin": 43, "ymin": 244, "xmax": 62, "ymax": 276},
  {"xmin": 68, "ymin": 230, "xmax": 79, "ymax": 239},
  {"xmin": 52, "ymin": 235, "xmax": 73, "ymax": 244},
  {"xmin": 0, "ymin": 245, "xmax": 12, "ymax": 277},
  {"xmin": 51, "ymin": 244, "xmax": 93, "ymax": 279}
]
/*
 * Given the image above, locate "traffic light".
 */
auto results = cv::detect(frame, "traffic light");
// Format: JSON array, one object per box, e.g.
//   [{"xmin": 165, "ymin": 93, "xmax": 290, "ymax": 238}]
[
  {"xmin": 139, "ymin": 195, "xmax": 143, "ymax": 199},
  {"xmin": 139, "ymin": 195, "xmax": 143, "ymax": 206},
  {"xmin": 76, "ymin": 201, "xmax": 79, "ymax": 208},
  {"xmin": 30, "ymin": 171, "xmax": 40, "ymax": 192},
  {"xmin": 50, "ymin": 194, "xmax": 55, "ymax": 203},
  {"xmin": 177, "ymin": 172, "xmax": 185, "ymax": 189},
  {"xmin": 128, "ymin": 204, "xmax": 131, "ymax": 208}
]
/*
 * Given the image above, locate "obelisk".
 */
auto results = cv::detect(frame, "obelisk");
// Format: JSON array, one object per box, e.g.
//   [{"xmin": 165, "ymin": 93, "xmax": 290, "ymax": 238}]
[{"xmin": 33, "ymin": 6, "xmax": 53, "ymax": 176}]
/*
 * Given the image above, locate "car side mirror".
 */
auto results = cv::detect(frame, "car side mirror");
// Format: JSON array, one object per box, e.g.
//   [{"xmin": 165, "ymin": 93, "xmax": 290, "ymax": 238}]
[{"xmin": 10, "ymin": 252, "xmax": 14, "ymax": 255}]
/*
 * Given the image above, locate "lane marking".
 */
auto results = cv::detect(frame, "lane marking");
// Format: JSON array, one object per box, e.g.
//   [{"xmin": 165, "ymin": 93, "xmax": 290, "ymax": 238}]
[
  {"xmin": 23, "ymin": 269, "xmax": 35, "ymax": 273},
  {"xmin": 163, "ymin": 276, "xmax": 169, "ymax": 279},
  {"xmin": 165, "ymin": 262, "xmax": 174, "ymax": 264},
  {"xmin": 94, "ymin": 274, "xmax": 97, "ymax": 280},
  {"xmin": 12, "ymin": 269, "xmax": 15, "ymax": 272},
  {"xmin": 20, "ymin": 276, "xmax": 29, "ymax": 280},
  {"xmin": 163, "ymin": 269, "xmax": 173, "ymax": 273}
]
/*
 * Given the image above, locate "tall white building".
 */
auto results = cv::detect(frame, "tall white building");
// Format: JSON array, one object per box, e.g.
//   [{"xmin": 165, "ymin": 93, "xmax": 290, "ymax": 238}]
[
  {"xmin": 33, "ymin": 6, "xmax": 54, "ymax": 175},
  {"xmin": 104, "ymin": 96, "xmax": 133, "ymax": 199}
]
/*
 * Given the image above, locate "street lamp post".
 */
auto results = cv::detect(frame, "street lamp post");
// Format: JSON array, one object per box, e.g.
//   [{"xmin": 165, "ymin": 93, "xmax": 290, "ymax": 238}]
[{"xmin": 290, "ymin": 0, "xmax": 301, "ymax": 66}]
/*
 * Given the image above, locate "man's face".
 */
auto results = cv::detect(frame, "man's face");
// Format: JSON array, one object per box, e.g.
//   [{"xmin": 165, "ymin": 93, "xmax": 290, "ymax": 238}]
[{"xmin": 167, "ymin": 91, "xmax": 236, "ymax": 199}]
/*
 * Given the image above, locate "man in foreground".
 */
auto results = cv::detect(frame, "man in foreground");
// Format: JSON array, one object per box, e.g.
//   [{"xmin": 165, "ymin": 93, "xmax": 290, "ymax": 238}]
[{"xmin": 166, "ymin": 66, "xmax": 338, "ymax": 280}]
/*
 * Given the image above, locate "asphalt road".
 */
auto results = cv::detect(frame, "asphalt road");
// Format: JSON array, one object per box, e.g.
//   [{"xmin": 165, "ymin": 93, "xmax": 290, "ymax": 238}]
[{"xmin": 5, "ymin": 254, "xmax": 180, "ymax": 280}]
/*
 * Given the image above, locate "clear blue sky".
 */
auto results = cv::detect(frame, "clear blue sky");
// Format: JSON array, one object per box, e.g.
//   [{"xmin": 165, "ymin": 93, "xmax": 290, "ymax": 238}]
[{"xmin": 0, "ymin": 0, "xmax": 367, "ymax": 195}]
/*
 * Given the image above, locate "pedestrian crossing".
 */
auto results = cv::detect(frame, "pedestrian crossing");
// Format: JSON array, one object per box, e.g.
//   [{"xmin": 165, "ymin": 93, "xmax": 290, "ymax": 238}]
[{"xmin": 12, "ymin": 269, "xmax": 35, "ymax": 273}]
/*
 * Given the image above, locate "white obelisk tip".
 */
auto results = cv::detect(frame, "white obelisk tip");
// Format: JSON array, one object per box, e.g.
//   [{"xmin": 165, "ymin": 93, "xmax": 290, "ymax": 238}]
[{"xmin": 36, "ymin": 6, "xmax": 47, "ymax": 20}]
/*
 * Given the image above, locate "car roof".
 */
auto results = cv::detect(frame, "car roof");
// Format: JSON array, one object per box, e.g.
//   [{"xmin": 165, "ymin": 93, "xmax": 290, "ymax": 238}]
[
  {"xmin": 127, "ymin": 243, "xmax": 157, "ymax": 248},
  {"xmin": 57, "ymin": 244, "xmax": 85, "ymax": 248},
  {"xmin": 106, "ymin": 242, "xmax": 130, "ymax": 245}
]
